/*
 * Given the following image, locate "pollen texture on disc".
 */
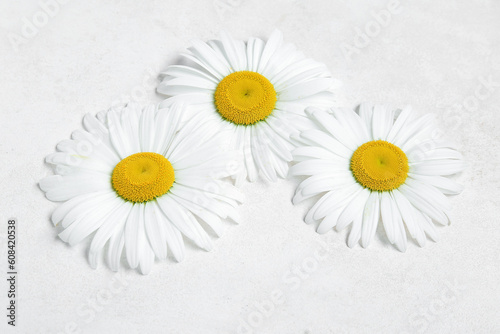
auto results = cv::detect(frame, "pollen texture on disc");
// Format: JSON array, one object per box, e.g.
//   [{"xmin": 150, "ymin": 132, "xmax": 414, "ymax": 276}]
[
  {"xmin": 214, "ymin": 71, "xmax": 277, "ymax": 125},
  {"xmin": 112, "ymin": 152, "xmax": 175, "ymax": 203},
  {"xmin": 350, "ymin": 140, "xmax": 409, "ymax": 192}
]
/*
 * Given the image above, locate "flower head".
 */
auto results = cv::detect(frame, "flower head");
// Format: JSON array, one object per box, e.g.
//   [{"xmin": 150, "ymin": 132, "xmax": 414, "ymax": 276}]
[
  {"xmin": 158, "ymin": 30, "xmax": 336, "ymax": 184},
  {"xmin": 292, "ymin": 104, "xmax": 466, "ymax": 251},
  {"xmin": 40, "ymin": 103, "xmax": 243, "ymax": 274}
]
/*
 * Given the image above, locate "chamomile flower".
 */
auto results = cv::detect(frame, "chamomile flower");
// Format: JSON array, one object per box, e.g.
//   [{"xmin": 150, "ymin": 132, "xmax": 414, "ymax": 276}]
[
  {"xmin": 40, "ymin": 103, "xmax": 243, "ymax": 274},
  {"xmin": 292, "ymin": 104, "xmax": 466, "ymax": 251},
  {"xmin": 158, "ymin": 30, "xmax": 336, "ymax": 184}
]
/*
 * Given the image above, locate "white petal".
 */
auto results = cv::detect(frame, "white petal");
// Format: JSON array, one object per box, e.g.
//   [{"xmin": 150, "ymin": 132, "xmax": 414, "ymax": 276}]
[
  {"xmin": 50, "ymin": 190, "xmax": 109, "ymax": 226},
  {"xmin": 187, "ymin": 40, "xmax": 231, "ymax": 78},
  {"xmin": 107, "ymin": 109, "xmax": 133, "ymax": 159},
  {"xmin": 42, "ymin": 173, "xmax": 111, "ymax": 202},
  {"xmin": 336, "ymin": 188, "xmax": 371, "ymax": 231},
  {"xmin": 82, "ymin": 113, "xmax": 108, "ymax": 138},
  {"xmin": 361, "ymin": 192, "xmax": 380, "ymax": 248},
  {"xmin": 155, "ymin": 207, "xmax": 185, "ymax": 262},
  {"xmin": 170, "ymin": 194, "xmax": 225, "ymax": 237},
  {"xmin": 293, "ymin": 171, "xmax": 353, "ymax": 203},
  {"xmin": 220, "ymin": 31, "xmax": 247, "ymax": 71},
  {"xmin": 263, "ymin": 35, "xmax": 301, "ymax": 76},
  {"xmin": 243, "ymin": 126, "xmax": 258, "ymax": 182},
  {"xmin": 153, "ymin": 103, "xmax": 184, "ymax": 155},
  {"xmin": 260, "ymin": 121, "xmax": 293, "ymax": 162},
  {"xmin": 161, "ymin": 65, "xmax": 219, "ymax": 84},
  {"xmin": 347, "ymin": 214, "xmax": 363, "ymax": 248},
  {"xmin": 298, "ymin": 129, "xmax": 353, "ymax": 158},
  {"xmin": 306, "ymin": 109, "xmax": 360, "ymax": 152},
  {"xmin": 407, "ymin": 173, "xmax": 464, "ymax": 195},
  {"xmin": 106, "ymin": 229, "xmax": 124, "ymax": 272},
  {"xmin": 386, "ymin": 105, "xmax": 414, "ymax": 143},
  {"xmin": 124, "ymin": 204, "xmax": 143, "ymax": 269},
  {"xmin": 139, "ymin": 104, "xmax": 156, "ymax": 152},
  {"xmin": 249, "ymin": 37, "xmax": 265, "ymax": 72},
  {"xmin": 158, "ymin": 93, "xmax": 213, "ymax": 106},
  {"xmin": 389, "ymin": 192, "xmax": 408, "ymax": 252},
  {"xmin": 144, "ymin": 202, "xmax": 168, "ymax": 260},
  {"xmin": 313, "ymin": 182, "xmax": 360, "ymax": 220},
  {"xmin": 273, "ymin": 58, "xmax": 329, "ymax": 90},
  {"xmin": 139, "ymin": 245, "xmax": 155, "ymax": 275},
  {"xmin": 392, "ymin": 189, "xmax": 427, "ymax": 247},
  {"xmin": 419, "ymin": 212, "xmax": 440, "ymax": 242},
  {"xmin": 292, "ymin": 146, "xmax": 342, "ymax": 162},
  {"xmin": 380, "ymin": 192, "xmax": 396, "ymax": 243},
  {"xmin": 331, "ymin": 108, "xmax": 370, "ymax": 145},
  {"xmin": 290, "ymin": 159, "xmax": 347, "ymax": 177},
  {"xmin": 120, "ymin": 104, "xmax": 141, "ymax": 154},
  {"xmin": 251, "ymin": 125, "xmax": 277, "ymax": 182},
  {"xmin": 257, "ymin": 29, "xmax": 283, "ymax": 74},
  {"xmin": 316, "ymin": 208, "xmax": 342, "ymax": 234},
  {"xmin": 371, "ymin": 105, "xmax": 394, "ymax": 140},
  {"xmin": 157, "ymin": 196, "xmax": 213, "ymax": 251},
  {"xmin": 88, "ymin": 201, "xmax": 133, "ymax": 269},
  {"xmin": 280, "ymin": 78, "xmax": 333, "ymax": 101},
  {"xmin": 358, "ymin": 103, "xmax": 374, "ymax": 133},
  {"xmin": 395, "ymin": 114, "xmax": 435, "ymax": 150},
  {"xmin": 400, "ymin": 179, "xmax": 451, "ymax": 225},
  {"xmin": 410, "ymin": 159, "xmax": 466, "ymax": 176},
  {"xmin": 170, "ymin": 184, "xmax": 227, "ymax": 217}
]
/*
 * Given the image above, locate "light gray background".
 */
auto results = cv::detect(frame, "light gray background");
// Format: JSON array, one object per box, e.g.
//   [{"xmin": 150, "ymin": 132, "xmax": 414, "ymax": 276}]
[{"xmin": 1, "ymin": 0, "xmax": 499, "ymax": 333}]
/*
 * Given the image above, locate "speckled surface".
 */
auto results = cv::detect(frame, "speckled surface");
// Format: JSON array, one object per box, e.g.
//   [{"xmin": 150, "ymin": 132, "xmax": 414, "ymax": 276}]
[{"xmin": 1, "ymin": 0, "xmax": 499, "ymax": 333}]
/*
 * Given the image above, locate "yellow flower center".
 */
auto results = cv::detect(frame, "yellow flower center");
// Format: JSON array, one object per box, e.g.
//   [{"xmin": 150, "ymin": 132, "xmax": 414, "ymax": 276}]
[
  {"xmin": 214, "ymin": 71, "xmax": 277, "ymax": 125},
  {"xmin": 111, "ymin": 152, "xmax": 175, "ymax": 203},
  {"xmin": 350, "ymin": 140, "xmax": 409, "ymax": 192}
]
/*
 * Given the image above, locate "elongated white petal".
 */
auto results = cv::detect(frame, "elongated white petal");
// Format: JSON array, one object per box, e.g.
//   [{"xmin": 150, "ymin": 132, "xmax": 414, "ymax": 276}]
[
  {"xmin": 139, "ymin": 104, "xmax": 156, "ymax": 152},
  {"xmin": 280, "ymin": 78, "xmax": 333, "ymax": 101},
  {"xmin": 358, "ymin": 103, "xmax": 374, "ymax": 133},
  {"xmin": 313, "ymin": 183, "xmax": 360, "ymax": 220},
  {"xmin": 155, "ymin": 206, "xmax": 185, "ymax": 262},
  {"xmin": 157, "ymin": 196, "xmax": 213, "ymax": 251},
  {"xmin": 371, "ymin": 104, "xmax": 393, "ymax": 140},
  {"xmin": 125, "ymin": 204, "xmax": 143, "ymax": 269},
  {"xmin": 257, "ymin": 29, "xmax": 283, "ymax": 74},
  {"xmin": 50, "ymin": 190, "xmax": 110, "ymax": 226},
  {"xmin": 410, "ymin": 159, "xmax": 467, "ymax": 176},
  {"xmin": 42, "ymin": 173, "xmax": 111, "ymax": 202},
  {"xmin": 390, "ymin": 192, "xmax": 408, "ymax": 252},
  {"xmin": 336, "ymin": 188, "xmax": 370, "ymax": 231},
  {"xmin": 161, "ymin": 65, "xmax": 219, "ymax": 84},
  {"xmin": 386, "ymin": 105, "xmax": 414, "ymax": 143},
  {"xmin": 392, "ymin": 189, "xmax": 427, "ymax": 247},
  {"xmin": 139, "ymin": 244, "xmax": 155, "ymax": 275},
  {"xmin": 107, "ymin": 229, "xmax": 124, "ymax": 272},
  {"xmin": 380, "ymin": 192, "xmax": 396, "ymax": 244},
  {"xmin": 407, "ymin": 173, "xmax": 464, "ymax": 195},
  {"xmin": 400, "ymin": 180, "xmax": 451, "ymax": 225},
  {"xmin": 316, "ymin": 209, "xmax": 342, "ymax": 234},
  {"xmin": 144, "ymin": 202, "xmax": 168, "ymax": 260},
  {"xmin": 88, "ymin": 201, "xmax": 133, "ymax": 269},
  {"xmin": 42, "ymin": 102, "xmax": 242, "ymax": 273},
  {"xmin": 331, "ymin": 108, "xmax": 370, "ymax": 145},
  {"xmin": 293, "ymin": 171, "xmax": 353, "ymax": 203},
  {"xmin": 361, "ymin": 192, "xmax": 380, "ymax": 248},
  {"xmin": 156, "ymin": 30, "xmax": 334, "ymax": 183},
  {"xmin": 348, "ymin": 214, "xmax": 363, "ymax": 248}
]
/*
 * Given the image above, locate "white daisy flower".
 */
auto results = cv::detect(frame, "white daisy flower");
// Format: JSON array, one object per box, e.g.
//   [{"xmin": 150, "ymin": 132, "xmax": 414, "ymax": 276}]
[
  {"xmin": 40, "ymin": 103, "xmax": 243, "ymax": 274},
  {"xmin": 158, "ymin": 30, "xmax": 336, "ymax": 184},
  {"xmin": 291, "ymin": 104, "xmax": 466, "ymax": 251}
]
